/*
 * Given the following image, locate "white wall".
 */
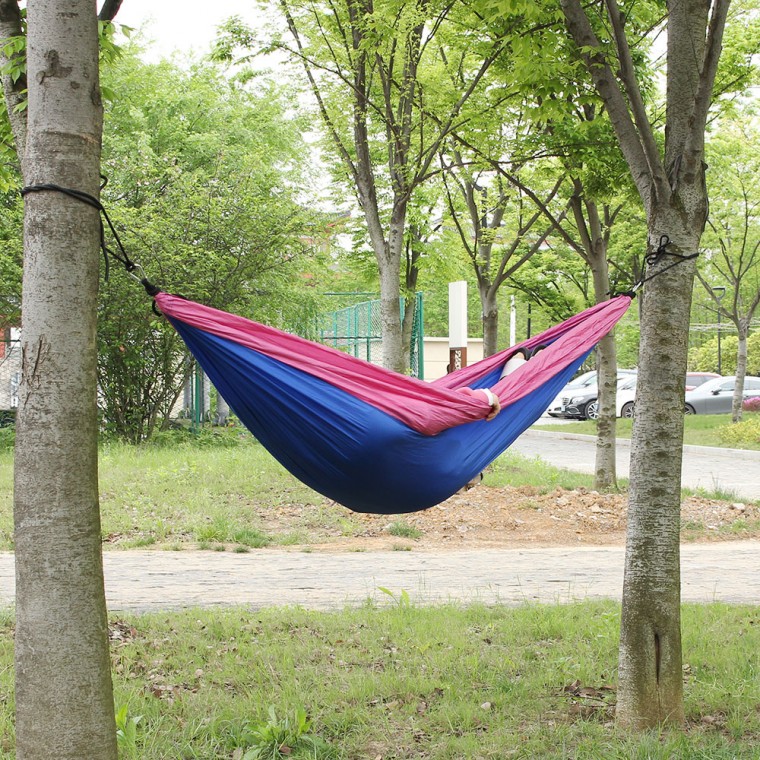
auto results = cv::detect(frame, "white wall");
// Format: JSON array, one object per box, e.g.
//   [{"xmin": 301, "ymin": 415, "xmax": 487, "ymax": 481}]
[{"xmin": 423, "ymin": 337, "xmax": 484, "ymax": 381}]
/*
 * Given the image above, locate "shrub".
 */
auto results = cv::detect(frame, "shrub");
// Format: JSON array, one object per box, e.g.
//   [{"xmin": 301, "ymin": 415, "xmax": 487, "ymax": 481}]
[
  {"xmin": 743, "ymin": 396, "xmax": 760, "ymax": 413},
  {"xmin": 0, "ymin": 428, "xmax": 14, "ymax": 451},
  {"xmin": 718, "ymin": 415, "xmax": 760, "ymax": 446}
]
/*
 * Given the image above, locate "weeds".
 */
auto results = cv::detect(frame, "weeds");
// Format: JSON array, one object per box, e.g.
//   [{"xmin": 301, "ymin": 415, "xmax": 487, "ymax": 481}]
[
  {"xmin": 386, "ymin": 520, "xmax": 422, "ymax": 539},
  {"xmin": 233, "ymin": 706, "xmax": 335, "ymax": 759},
  {"xmin": 115, "ymin": 704, "xmax": 142, "ymax": 758}
]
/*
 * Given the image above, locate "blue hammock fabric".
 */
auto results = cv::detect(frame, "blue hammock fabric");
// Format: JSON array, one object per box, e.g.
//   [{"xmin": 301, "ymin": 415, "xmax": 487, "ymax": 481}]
[{"xmin": 156, "ymin": 292, "xmax": 632, "ymax": 514}]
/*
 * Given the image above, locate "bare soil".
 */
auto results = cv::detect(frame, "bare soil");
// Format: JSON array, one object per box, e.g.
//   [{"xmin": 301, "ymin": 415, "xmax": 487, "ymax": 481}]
[{"xmin": 260, "ymin": 484, "xmax": 760, "ymax": 553}]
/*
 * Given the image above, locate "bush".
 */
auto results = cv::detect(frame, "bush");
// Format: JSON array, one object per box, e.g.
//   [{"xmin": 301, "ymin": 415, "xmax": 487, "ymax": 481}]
[
  {"xmin": 743, "ymin": 396, "xmax": 760, "ymax": 413},
  {"xmin": 718, "ymin": 415, "xmax": 760, "ymax": 446},
  {"xmin": 0, "ymin": 427, "xmax": 14, "ymax": 451}
]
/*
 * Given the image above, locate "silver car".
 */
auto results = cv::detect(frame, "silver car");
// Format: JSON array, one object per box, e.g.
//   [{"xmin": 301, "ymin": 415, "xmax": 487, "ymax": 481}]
[{"xmin": 684, "ymin": 375, "xmax": 760, "ymax": 414}]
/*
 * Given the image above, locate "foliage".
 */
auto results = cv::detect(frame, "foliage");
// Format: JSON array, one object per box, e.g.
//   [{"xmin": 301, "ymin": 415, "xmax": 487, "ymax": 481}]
[
  {"xmin": 235, "ymin": 706, "xmax": 335, "ymax": 759},
  {"xmin": 96, "ymin": 48, "xmax": 325, "ymax": 441},
  {"xmin": 0, "ymin": 427, "xmax": 14, "ymax": 451},
  {"xmin": 688, "ymin": 333, "xmax": 760, "ymax": 375},
  {"xmin": 718, "ymin": 414, "xmax": 760, "ymax": 446},
  {"xmin": 2, "ymin": 601, "xmax": 760, "ymax": 757},
  {"xmin": 114, "ymin": 704, "xmax": 143, "ymax": 759},
  {"xmin": 744, "ymin": 397, "xmax": 760, "ymax": 413},
  {"xmin": 695, "ymin": 114, "xmax": 760, "ymax": 360},
  {"xmin": 386, "ymin": 521, "xmax": 422, "ymax": 539},
  {"xmin": 0, "ymin": 191, "xmax": 23, "ymax": 325}
]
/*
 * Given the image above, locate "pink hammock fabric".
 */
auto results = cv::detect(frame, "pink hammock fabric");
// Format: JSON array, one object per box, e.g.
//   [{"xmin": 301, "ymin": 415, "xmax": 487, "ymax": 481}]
[
  {"xmin": 157, "ymin": 293, "xmax": 632, "ymax": 436},
  {"xmin": 157, "ymin": 293, "xmax": 632, "ymax": 512}
]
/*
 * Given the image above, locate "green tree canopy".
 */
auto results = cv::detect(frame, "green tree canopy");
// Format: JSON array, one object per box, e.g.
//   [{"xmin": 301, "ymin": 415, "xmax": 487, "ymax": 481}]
[{"xmin": 97, "ymin": 46, "xmax": 325, "ymax": 441}]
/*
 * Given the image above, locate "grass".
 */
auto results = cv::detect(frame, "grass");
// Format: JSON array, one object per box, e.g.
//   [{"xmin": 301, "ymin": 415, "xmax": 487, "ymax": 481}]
[
  {"xmin": 0, "ymin": 438, "xmax": 371, "ymax": 552},
  {"xmin": 487, "ymin": 449, "xmax": 611, "ymax": 492},
  {"xmin": 0, "ymin": 427, "xmax": 755, "ymax": 551},
  {"xmin": 1, "ymin": 600, "xmax": 759, "ymax": 758},
  {"xmin": 534, "ymin": 414, "xmax": 760, "ymax": 450}
]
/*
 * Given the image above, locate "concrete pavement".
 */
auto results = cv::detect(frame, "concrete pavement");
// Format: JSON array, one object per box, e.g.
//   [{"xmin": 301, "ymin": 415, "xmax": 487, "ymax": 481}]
[
  {"xmin": 514, "ymin": 427, "xmax": 760, "ymax": 501},
  {"xmin": 0, "ymin": 542, "xmax": 758, "ymax": 612}
]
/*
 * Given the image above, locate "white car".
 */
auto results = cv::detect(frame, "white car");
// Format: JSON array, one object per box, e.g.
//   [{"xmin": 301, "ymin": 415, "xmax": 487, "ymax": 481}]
[
  {"xmin": 615, "ymin": 376, "xmax": 638, "ymax": 418},
  {"xmin": 548, "ymin": 370, "xmax": 637, "ymax": 419}
]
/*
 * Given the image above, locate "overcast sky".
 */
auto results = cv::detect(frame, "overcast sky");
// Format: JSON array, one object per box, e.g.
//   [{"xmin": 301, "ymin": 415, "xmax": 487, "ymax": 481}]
[{"xmin": 114, "ymin": 0, "xmax": 259, "ymax": 61}]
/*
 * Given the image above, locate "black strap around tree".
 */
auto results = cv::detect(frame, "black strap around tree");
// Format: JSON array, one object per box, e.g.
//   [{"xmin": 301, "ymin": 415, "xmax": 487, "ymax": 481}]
[
  {"xmin": 19, "ymin": 181, "xmax": 161, "ymax": 298},
  {"xmin": 22, "ymin": 183, "xmax": 700, "ymax": 310},
  {"xmin": 610, "ymin": 234, "xmax": 699, "ymax": 298}
]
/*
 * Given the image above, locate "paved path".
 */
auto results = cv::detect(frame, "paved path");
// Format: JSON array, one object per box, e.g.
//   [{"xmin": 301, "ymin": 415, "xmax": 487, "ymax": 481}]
[
  {"xmin": 0, "ymin": 542, "xmax": 758, "ymax": 612},
  {"xmin": 515, "ymin": 427, "xmax": 760, "ymax": 501}
]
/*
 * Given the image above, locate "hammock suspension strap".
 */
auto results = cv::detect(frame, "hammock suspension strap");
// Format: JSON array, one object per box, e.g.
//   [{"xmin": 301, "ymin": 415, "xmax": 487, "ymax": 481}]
[{"xmin": 19, "ymin": 181, "xmax": 161, "ymax": 298}]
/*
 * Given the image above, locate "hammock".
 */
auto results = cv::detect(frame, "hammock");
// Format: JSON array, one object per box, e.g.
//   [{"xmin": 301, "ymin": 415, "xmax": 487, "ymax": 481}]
[{"xmin": 156, "ymin": 292, "xmax": 632, "ymax": 514}]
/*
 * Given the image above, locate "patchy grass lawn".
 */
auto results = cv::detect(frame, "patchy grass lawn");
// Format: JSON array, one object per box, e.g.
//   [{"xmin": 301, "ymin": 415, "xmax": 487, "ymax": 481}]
[
  {"xmin": 0, "ymin": 429, "xmax": 757, "ymax": 552},
  {"xmin": 1, "ymin": 600, "xmax": 758, "ymax": 759}
]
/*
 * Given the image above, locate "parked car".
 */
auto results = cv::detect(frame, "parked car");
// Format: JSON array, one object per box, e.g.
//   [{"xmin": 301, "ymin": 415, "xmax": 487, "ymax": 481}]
[
  {"xmin": 616, "ymin": 372, "xmax": 722, "ymax": 418},
  {"xmin": 684, "ymin": 375, "xmax": 760, "ymax": 414},
  {"xmin": 684, "ymin": 372, "xmax": 721, "ymax": 391},
  {"xmin": 555, "ymin": 370, "xmax": 638, "ymax": 420},
  {"xmin": 545, "ymin": 370, "xmax": 598, "ymax": 417}
]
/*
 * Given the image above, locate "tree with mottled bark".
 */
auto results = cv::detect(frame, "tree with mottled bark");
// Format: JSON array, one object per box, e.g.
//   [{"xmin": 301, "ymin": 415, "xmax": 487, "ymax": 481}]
[
  {"xmin": 560, "ymin": 0, "xmax": 731, "ymax": 729},
  {"xmin": 2, "ymin": 0, "xmax": 119, "ymax": 756},
  {"xmin": 698, "ymin": 118, "xmax": 760, "ymax": 422},
  {"xmin": 217, "ymin": 0, "xmax": 523, "ymax": 370}
]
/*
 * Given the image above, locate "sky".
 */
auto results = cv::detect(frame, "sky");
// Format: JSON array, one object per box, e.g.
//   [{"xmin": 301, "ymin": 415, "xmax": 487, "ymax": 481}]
[{"xmin": 114, "ymin": 0, "xmax": 260, "ymax": 62}]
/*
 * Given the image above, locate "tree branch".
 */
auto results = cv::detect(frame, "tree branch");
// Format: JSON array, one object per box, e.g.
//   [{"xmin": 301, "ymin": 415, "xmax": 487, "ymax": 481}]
[
  {"xmin": 560, "ymin": 0, "xmax": 662, "ymax": 211},
  {"xmin": 685, "ymin": 0, "xmax": 731, "ymax": 158},
  {"xmin": 97, "ymin": 0, "xmax": 122, "ymax": 21}
]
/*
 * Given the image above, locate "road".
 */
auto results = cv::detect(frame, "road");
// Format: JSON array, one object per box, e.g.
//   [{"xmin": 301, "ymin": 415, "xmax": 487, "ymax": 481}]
[
  {"xmin": 0, "ymin": 541, "xmax": 758, "ymax": 613},
  {"xmin": 514, "ymin": 426, "xmax": 760, "ymax": 501}
]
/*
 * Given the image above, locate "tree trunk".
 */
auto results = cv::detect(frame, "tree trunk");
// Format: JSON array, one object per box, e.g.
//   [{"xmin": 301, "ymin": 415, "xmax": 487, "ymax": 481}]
[
  {"xmin": 481, "ymin": 287, "xmax": 499, "ymax": 357},
  {"xmin": 732, "ymin": 320, "xmax": 748, "ymax": 422},
  {"xmin": 594, "ymin": 331, "xmax": 618, "ymax": 488},
  {"xmin": 561, "ymin": 0, "xmax": 728, "ymax": 733},
  {"xmin": 587, "ymin": 211, "xmax": 617, "ymax": 490},
  {"xmin": 617, "ymin": 220, "xmax": 699, "ymax": 729},
  {"xmin": 215, "ymin": 394, "xmax": 231, "ymax": 426},
  {"xmin": 377, "ymin": 213, "xmax": 406, "ymax": 372},
  {"xmin": 14, "ymin": 2, "xmax": 117, "ymax": 757}
]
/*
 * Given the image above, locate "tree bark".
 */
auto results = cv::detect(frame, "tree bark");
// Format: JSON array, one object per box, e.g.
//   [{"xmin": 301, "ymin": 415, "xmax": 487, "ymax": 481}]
[
  {"xmin": 214, "ymin": 394, "xmax": 230, "ymax": 426},
  {"xmin": 617, "ymin": 220, "xmax": 698, "ymax": 729},
  {"xmin": 570, "ymin": 191, "xmax": 618, "ymax": 489},
  {"xmin": 561, "ymin": 0, "xmax": 730, "ymax": 730},
  {"xmin": 732, "ymin": 320, "xmax": 748, "ymax": 422},
  {"xmin": 482, "ymin": 289, "xmax": 499, "ymax": 357},
  {"xmin": 13, "ymin": 1, "xmax": 117, "ymax": 757}
]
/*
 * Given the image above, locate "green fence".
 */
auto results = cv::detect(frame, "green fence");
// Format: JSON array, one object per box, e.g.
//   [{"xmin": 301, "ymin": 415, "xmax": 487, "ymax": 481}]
[
  {"xmin": 320, "ymin": 293, "xmax": 425, "ymax": 378},
  {"xmin": 178, "ymin": 293, "xmax": 425, "ymax": 430}
]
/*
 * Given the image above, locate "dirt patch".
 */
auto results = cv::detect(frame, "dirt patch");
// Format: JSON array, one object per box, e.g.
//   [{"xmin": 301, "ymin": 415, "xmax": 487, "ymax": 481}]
[{"xmin": 260, "ymin": 484, "xmax": 760, "ymax": 553}]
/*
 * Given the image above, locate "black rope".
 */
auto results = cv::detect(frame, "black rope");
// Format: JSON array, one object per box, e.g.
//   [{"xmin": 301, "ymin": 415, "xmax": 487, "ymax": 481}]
[
  {"xmin": 19, "ymin": 182, "xmax": 160, "ymax": 298},
  {"xmin": 610, "ymin": 235, "xmax": 699, "ymax": 299},
  {"xmin": 639, "ymin": 234, "xmax": 699, "ymax": 287}
]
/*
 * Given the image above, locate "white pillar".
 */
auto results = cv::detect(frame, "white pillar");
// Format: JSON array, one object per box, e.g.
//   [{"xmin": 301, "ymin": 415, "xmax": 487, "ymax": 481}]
[{"xmin": 448, "ymin": 281, "xmax": 468, "ymax": 369}]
